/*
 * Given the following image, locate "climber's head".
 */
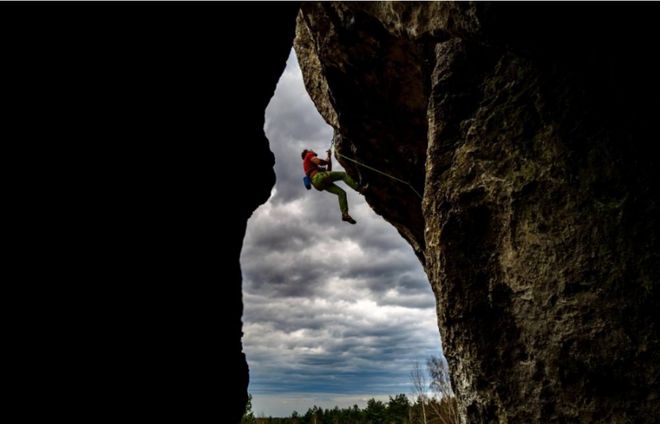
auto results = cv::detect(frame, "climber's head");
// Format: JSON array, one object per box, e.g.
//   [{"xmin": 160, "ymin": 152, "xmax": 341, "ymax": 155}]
[{"xmin": 301, "ymin": 149, "xmax": 317, "ymax": 159}]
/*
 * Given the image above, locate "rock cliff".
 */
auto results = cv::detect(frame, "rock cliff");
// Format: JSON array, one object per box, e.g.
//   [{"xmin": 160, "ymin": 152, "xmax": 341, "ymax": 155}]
[{"xmin": 295, "ymin": 3, "xmax": 660, "ymax": 422}]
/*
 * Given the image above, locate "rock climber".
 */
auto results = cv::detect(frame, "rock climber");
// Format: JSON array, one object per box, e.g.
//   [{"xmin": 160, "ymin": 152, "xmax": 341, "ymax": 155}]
[{"xmin": 301, "ymin": 148, "xmax": 360, "ymax": 224}]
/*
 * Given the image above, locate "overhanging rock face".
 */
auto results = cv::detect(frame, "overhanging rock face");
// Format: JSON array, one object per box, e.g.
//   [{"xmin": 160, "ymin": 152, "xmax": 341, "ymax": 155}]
[{"xmin": 294, "ymin": 3, "xmax": 660, "ymax": 422}]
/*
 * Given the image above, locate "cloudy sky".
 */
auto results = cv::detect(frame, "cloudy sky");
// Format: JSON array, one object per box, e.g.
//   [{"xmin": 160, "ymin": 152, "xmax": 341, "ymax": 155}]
[{"xmin": 241, "ymin": 49, "xmax": 442, "ymax": 418}]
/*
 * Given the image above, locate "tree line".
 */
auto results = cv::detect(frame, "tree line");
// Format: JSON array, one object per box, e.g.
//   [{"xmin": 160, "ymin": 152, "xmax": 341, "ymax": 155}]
[{"xmin": 242, "ymin": 356, "xmax": 457, "ymax": 424}]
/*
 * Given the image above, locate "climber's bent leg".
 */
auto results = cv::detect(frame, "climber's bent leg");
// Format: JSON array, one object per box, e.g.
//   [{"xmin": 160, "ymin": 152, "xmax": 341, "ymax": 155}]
[
  {"xmin": 326, "ymin": 171, "xmax": 359, "ymax": 191},
  {"xmin": 324, "ymin": 183, "xmax": 348, "ymax": 215}
]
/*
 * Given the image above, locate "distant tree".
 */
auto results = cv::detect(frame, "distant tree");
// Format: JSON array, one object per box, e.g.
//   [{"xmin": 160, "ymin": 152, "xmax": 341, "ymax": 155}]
[
  {"xmin": 386, "ymin": 394, "xmax": 410, "ymax": 423},
  {"xmin": 426, "ymin": 356, "xmax": 458, "ymax": 424},
  {"xmin": 330, "ymin": 406, "xmax": 341, "ymax": 424},
  {"xmin": 291, "ymin": 410, "xmax": 300, "ymax": 424},
  {"xmin": 410, "ymin": 357, "xmax": 459, "ymax": 424},
  {"xmin": 350, "ymin": 403, "xmax": 363, "ymax": 424},
  {"xmin": 410, "ymin": 362, "xmax": 428, "ymax": 424},
  {"xmin": 303, "ymin": 406, "xmax": 315, "ymax": 424},
  {"xmin": 427, "ymin": 356, "xmax": 454, "ymax": 398},
  {"xmin": 366, "ymin": 398, "xmax": 387, "ymax": 424},
  {"xmin": 303, "ymin": 405, "xmax": 322, "ymax": 424},
  {"xmin": 241, "ymin": 394, "xmax": 256, "ymax": 424},
  {"xmin": 315, "ymin": 406, "xmax": 325, "ymax": 424}
]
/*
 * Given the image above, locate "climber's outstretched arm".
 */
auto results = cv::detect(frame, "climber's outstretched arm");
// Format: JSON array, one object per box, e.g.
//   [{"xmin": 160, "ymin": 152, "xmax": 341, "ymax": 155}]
[{"xmin": 311, "ymin": 157, "xmax": 328, "ymax": 166}]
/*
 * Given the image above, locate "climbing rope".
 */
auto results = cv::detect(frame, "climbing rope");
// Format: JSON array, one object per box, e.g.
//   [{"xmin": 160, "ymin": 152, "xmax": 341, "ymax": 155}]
[{"xmin": 330, "ymin": 139, "xmax": 423, "ymax": 200}]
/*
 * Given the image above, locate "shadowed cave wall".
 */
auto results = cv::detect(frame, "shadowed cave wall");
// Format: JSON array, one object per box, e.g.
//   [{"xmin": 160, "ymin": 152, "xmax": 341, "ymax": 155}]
[
  {"xmin": 8, "ymin": 2, "xmax": 299, "ymax": 422},
  {"xmin": 230, "ymin": 4, "xmax": 301, "ymax": 423},
  {"xmin": 3, "ymin": 2, "xmax": 299, "ymax": 422}
]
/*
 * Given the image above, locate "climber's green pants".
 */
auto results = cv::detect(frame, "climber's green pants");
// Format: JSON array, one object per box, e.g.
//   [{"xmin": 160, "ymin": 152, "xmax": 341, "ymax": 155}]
[{"xmin": 312, "ymin": 171, "xmax": 359, "ymax": 215}]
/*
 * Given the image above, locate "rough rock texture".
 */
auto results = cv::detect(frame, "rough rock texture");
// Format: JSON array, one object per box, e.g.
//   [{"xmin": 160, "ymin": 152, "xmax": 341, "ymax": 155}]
[{"xmin": 295, "ymin": 3, "xmax": 660, "ymax": 422}]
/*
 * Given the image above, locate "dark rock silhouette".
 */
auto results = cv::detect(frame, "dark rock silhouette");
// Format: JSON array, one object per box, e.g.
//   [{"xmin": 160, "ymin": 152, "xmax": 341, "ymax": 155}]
[
  {"xmin": 229, "ymin": 4, "xmax": 300, "ymax": 423},
  {"xmin": 228, "ymin": 3, "xmax": 298, "ymax": 422},
  {"xmin": 295, "ymin": 3, "xmax": 660, "ymax": 422},
  {"xmin": 3, "ymin": 3, "xmax": 298, "ymax": 423}
]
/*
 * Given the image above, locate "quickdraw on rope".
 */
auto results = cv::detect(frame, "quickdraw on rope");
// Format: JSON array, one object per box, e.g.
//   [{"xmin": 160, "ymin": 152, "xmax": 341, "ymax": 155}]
[{"xmin": 330, "ymin": 139, "xmax": 423, "ymax": 200}]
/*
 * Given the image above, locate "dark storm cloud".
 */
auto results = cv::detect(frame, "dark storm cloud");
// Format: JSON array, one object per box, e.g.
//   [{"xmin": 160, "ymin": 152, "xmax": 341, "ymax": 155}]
[
  {"xmin": 244, "ymin": 293, "xmax": 440, "ymax": 396},
  {"xmin": 240, "ymin": 49, "xmax": 443, "ymax": 416}
]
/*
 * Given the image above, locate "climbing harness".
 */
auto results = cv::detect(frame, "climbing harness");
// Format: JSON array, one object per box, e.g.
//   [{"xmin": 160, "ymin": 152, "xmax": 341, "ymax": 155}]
[{"xmin": 329, "ymin": 138, "xmax": 423, "ymax": 200}]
